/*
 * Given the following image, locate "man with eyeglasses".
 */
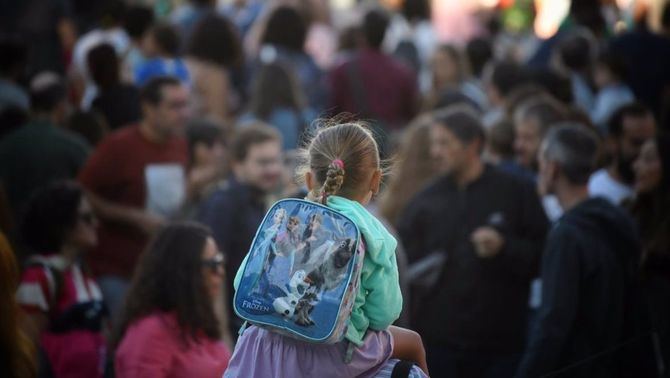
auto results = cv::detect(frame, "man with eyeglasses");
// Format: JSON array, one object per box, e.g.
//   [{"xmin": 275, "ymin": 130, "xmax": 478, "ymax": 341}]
[
  {"xmin": 79, "ymin": 76, "xmax": 190, "ymax": 325},
  {"xmin": 197, "ymin": 122, "xmax": 283, "ymax": 334}
]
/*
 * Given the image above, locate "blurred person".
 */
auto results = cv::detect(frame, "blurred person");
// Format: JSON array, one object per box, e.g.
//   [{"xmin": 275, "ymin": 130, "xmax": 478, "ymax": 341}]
[
  {"xmin": 384, "ymin": 0, "xmax": 437, "ymax": 92},
  {"xmin": 171, "ymin": 0, "xmax": 216, "ymax": 46},
  {"xmin": 88, "ymin": 43, "xmax": 142, "ymax": 130},
  {"xmin": 378, "ymin": 115, "xmax": 438, "ymax": 225},
  {"xmin": 181, "ymin": 119, "xmax": 227, "ymax": 220},
  {"xmin": 78, "ymin": 77, "xmax": 190, "ymax": 324},
  {"xmin": 113, "ymin": 222, "xmax": 231, "ymax": 377},
  {"xmin": 185, "ymin": 13, "xmax": 242, "ymax": 129},
  {"xmin": 0, "ymin": 106, "xmax": 29, "ymax": 141},
  {"xmin": 0, "ymin": 34, "xmax": 30, "ymax": 140},
  {"xmin": 299, "ymin": 0, "xmax": 338, "ymax": 71},
  {"xmin": 398, "ymin": 106, "xmax": 549, "ymax": 378},
  {"xmin": 71, "ymin": 0, "xmax": 130, "ymax": 109},
  {"xmin": 503, "ymin": 84, "xmax": 547, "ymax": 120},
  {"xmin": 0, "ymin": 231, "xmax": 36, "ymax": 378},
  {"xmin": 0, "ymin": 35, "xmax": 29, "ymax": 113},
  {"xmin": 0, "ymin": 0, "xmax": 76, "ymax": 76},
  {"xmin": 465, "ymin": 37, "xmax": 493, "ymax": 83},
  {"xmin": 135, "ymin": 23, "xmax": 190, "ymax": 86},
  {"xmin": 197, "ymin": 123, "xmax": 283, "ymax": 333},
  {"xmin": 256, "ymin": 5, "xmax": 326, "ymax": 111},
  {"xmin": 527, "ymin": 0, "xmax": 608, "ymax": 69},
  {"xmin": 512, "ymin": 96, "xmax": 569, "ymax": 223},
  {"xmin": 65, "ymin": 110, "xmax": 109, "ymax": 147},
  {"xmin": 329, "ymin": 8, "xmax": 418, "ymax": 131},
  {"xmin": 0, "ymin": 72, "xmax": 89, "ymax": 222},
  {"xmin": 553, "ymin": 29, "xmax": 597, "ymax": 113},
  {"xmin": 425, "ymin": 44, "xmax": 487, "ymax": 111},
  {"xmin": 219, "ymin": 0, "xmax": 264, "ymax": 38},
  {"xmin": 17, "ymin": 181, "xmax": 107, "ymax": 378},
  {"xmin": 632, "ymin": 134, "xmax": 670, "ymax": 373},
  {"xmin": 513, "ymin": 96, "xmax": 568, "ymax": 174},
  {"xmin": 482, "ymin": 61, "xmax": 529, "ymax": 128},
  {"xmin": 122, "ymin": 5, "xmax": 155, "ymax": 75},
  {"xmin": 527, "ymin": 68, "xmax": 574, "ymax": 106},
  {"xmin": 609, "ymin": 3, "xmax": 670, "ymax": 118},
  {"xmin": 516, "ymin": 124, "xmax": 640, "ymax": 378},
  {"xmin": 239, "ymin": 62, "xmax": 317, "ymax": 151},
  {"xmin": 589, "ymin": 103, "xmax": 656, "ymax": 206},
  {"xmin": 590, "ymin": 52, "xmax": 635, "ymax": 131},
  {"xmin": 485, "ymin": 118, "xmax": 516, "ymax": 168}
]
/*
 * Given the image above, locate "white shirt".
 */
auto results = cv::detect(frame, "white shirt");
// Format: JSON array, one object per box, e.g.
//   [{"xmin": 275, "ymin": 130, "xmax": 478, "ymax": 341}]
[{"xmin": 588, "ymin": 168, "xmax": 634, "ymax": 206}]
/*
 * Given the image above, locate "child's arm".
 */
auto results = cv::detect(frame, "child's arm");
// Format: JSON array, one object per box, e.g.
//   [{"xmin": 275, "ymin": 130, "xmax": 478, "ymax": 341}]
[{"xmin": 389, "ymin": 325, "xmax": 429, "ymax": 376}]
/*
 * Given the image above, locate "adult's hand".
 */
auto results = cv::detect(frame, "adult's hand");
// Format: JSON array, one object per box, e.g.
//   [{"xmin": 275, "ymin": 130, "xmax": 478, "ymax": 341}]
[{"xmin": 471, "ymin": 226, "xmax": 505, "ymax": 258}]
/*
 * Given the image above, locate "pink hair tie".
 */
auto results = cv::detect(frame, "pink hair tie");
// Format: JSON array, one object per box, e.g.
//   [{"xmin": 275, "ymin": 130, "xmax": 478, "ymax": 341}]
[{"xmin": 332, "ymin": 159, "xmax": 345, "ymax": 170}]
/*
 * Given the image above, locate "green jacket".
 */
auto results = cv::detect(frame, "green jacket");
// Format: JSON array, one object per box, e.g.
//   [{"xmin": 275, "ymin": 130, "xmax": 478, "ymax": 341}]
[{"xmin": 327, "ymin": 196, "xmax": 402, "ymax": 345}]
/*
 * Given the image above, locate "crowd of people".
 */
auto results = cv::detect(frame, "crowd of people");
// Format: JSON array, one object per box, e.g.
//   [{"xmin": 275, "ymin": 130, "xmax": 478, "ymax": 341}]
[{"xmin": 0, "ymin": 0, "xmax": 669, "ymax": 377}]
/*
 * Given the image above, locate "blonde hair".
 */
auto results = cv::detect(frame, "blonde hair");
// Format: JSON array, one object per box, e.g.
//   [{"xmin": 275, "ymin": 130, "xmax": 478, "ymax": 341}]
[{"xmin": 298, "ymin": 121, "xmax": 380, "ymax": 204}]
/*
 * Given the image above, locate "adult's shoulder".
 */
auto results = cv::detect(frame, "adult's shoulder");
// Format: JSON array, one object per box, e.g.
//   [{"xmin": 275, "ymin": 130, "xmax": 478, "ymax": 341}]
[
  {"xmin": 54, "ymin": 127, "xmax": 90, "ymax": 152},
  {"xmin": 129, "ymin": 313, "xmax": 178, "ymax": 335},
  {"xmin": 484, "ymin": 165, "xmax": 536, "ymax": 192},
  {"xmin": 100, "ymin": 125, "xmax": 140, "ymax": 147},
  {"xmin": 404, "ymin": 174, "xmax": 452, "ymax": 211},
  {"xmin": 199, "ymin": 180, "xmax": 237, "ymax": 208}
]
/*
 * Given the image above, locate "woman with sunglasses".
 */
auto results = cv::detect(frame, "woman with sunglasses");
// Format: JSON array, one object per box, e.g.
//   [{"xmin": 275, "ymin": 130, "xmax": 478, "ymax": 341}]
[
  {"xmin": 16, "ymin": 180, "xmax": 107, "ymax": 378},
  {"xmin": 113, "ymin": 222, "xmax": 231, "ymax": 378}
]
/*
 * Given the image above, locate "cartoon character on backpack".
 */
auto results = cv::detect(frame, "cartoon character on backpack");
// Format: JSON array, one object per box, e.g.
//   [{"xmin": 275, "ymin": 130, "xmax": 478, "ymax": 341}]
[
  {"xmin": 251, "ymin": 207, "xmax": 287, "ymax": 295},
  {"xmin": 305, "ymin": 238, "xmax": 356, "ymax": 292},
  {"xmin": 269, "ymin": 216, "xmax": 303, "ymax": 284},
  {"xmin": 272, "ymin": 270, "xmax": 310, "ymax": 319}
]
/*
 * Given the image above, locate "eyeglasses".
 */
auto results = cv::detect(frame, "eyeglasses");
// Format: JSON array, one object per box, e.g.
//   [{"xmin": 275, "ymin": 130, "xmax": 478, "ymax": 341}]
[
  {"xmin": 201, "ymin": 252, "xmax": 225, "ymax": 274},
  {"xmin": 79, "ymin": 212, "xmax": 97, "ymax": 226}
]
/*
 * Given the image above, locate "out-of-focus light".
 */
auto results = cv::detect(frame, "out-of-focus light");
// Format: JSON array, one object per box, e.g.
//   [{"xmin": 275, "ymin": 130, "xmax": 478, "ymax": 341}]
[
  {"xmin": 479, "ymin": 0, "xmax": 499, "ymax": 8},
  {"xmin": 331, "ymin": 0, "xmax": 354, "ymax": 10},
  {"xmin": 534, "ymin": 0, "xmax": 570, "ymax": 39},
  {"xmin": 616, "ymin": 0, "xmax": 635, "ymax": 9}
]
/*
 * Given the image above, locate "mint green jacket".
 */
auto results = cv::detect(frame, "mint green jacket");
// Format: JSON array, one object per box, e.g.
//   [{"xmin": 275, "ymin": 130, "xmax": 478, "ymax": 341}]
[{"xmin": 233, "ymin": 196, "xmax": 403, "ymax": 346}]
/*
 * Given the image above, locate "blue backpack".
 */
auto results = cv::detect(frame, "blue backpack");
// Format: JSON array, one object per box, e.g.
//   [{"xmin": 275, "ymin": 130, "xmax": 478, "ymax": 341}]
[{"xmin": 233, "ymin": 199, "xmax": 365, "ymax": 343}]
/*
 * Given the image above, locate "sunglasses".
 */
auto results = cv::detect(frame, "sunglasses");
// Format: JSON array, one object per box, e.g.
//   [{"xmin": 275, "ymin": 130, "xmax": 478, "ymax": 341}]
[{"xmin": 202, "ymin": 252, "xmax": 225, "ymax": 273}]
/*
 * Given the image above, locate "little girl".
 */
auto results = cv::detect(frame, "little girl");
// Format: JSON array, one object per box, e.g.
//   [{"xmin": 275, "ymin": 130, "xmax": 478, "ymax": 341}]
[{"xmin": 225, "ymin": 123, "xmax": 429, "ymax": 377}]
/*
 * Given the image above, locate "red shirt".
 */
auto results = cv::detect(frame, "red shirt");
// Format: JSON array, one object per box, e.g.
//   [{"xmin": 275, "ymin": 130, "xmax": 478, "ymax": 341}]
[
  {"xmin": 115, "ymin": 312, "xmax": 231, "ymax": 378},
  {"xmin": 79, "ymin": 125, "xmax": 187, "ymax": 277},
  {"xmin": 329, "ymin": 49, "xmax": 418, "ymax": 130}
]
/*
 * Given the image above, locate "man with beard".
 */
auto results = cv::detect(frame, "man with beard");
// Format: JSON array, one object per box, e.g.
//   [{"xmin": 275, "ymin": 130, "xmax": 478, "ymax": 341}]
[
  {"xmin": 516, "ymin": 124, "xmax": 640, "ymax": 378},
  {"xmin": 588, "ymin": 103, "xmax": 656, "ymax": 206},
  {"xmin": 399, "ymin": 106, "xmax": 548, "ymax": 377}
]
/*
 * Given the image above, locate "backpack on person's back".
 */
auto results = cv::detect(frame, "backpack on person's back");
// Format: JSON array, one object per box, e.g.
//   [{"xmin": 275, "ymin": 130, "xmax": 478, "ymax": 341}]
[{"xmin": 233, "ymin": 199, "xmax": 364, "ymax": 344}]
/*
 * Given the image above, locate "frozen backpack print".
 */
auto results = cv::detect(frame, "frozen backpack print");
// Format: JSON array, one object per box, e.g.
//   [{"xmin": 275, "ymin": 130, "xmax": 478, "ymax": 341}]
[{"xmin": 234, "ymin": 198, "xmax": 365, "ymax": 343}]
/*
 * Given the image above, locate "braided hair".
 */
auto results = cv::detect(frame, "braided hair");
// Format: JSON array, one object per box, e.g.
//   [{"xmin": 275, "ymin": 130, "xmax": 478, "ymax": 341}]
[{"xmin": 319, "ymin": 159, "xmax": 345, "ymax": 204}]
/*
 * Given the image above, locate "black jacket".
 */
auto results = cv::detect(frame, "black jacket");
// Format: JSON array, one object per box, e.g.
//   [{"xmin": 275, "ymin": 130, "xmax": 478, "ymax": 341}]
[
  {"xmin": 398, "ymin": 165, "xmax": 549, "ymax": 352},
  {"xmin": 515, "ymin": 197, "xmax": 640, "ymax": 378}
]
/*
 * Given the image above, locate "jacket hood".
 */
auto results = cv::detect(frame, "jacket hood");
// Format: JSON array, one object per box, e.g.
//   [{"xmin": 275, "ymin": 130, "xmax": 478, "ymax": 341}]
[{"xmin": 562, "ymin": 197, "xmax": 639, "ymax": 259}]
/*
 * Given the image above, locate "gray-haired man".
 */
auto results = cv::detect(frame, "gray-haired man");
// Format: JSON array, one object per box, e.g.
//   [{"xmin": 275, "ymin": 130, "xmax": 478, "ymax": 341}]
[{"xmin": 516, "ymin": 124, "xmax": 640, "ymax": 378}]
